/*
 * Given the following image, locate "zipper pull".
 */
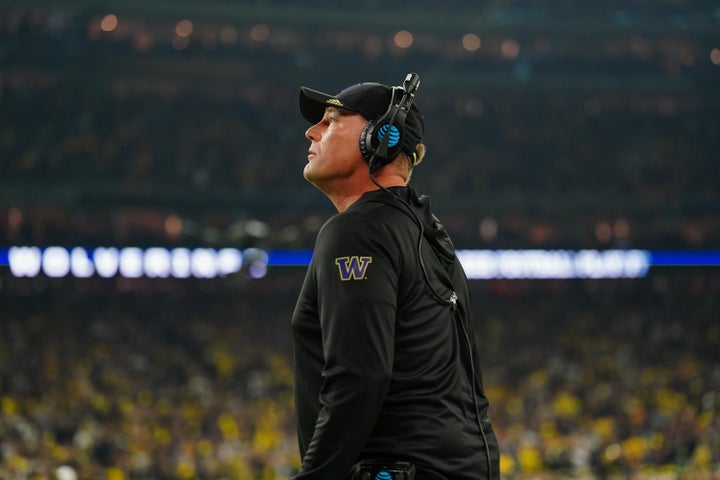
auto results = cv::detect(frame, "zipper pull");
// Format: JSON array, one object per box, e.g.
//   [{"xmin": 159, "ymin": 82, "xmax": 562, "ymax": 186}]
[{"xmin": 449, "ymin": 291, "xmax": 458, "ymax": 310}]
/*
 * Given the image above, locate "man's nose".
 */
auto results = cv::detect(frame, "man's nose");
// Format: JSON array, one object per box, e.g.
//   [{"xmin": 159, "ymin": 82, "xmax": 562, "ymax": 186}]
[{"xmin": 305, "ymin": 122, "xmax": 321, "ymax": 141}]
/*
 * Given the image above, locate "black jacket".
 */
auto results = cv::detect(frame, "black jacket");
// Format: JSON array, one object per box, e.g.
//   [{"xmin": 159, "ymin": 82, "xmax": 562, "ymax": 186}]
[{"xmin": 292, "ymin": 186, "xmax": 499, "ymax": 480}]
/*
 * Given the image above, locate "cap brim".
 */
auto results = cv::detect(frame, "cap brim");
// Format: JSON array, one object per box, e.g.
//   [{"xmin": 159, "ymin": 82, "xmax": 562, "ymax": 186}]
[{"xmin": 299, "ymin": 86, "xmax": 335, "ymax": 124}]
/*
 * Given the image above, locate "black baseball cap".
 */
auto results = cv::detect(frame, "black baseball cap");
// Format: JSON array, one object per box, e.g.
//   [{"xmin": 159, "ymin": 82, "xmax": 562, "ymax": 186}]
[{"xmin": 299, "ymin": 81, "xmax": 424, "ymax": 158}]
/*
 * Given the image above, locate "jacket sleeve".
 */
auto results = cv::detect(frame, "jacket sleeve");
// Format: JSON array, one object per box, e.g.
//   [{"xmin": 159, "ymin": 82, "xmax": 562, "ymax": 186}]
[{"xmin": 293, "ymin": 212, "xmax": 400, "ymax": 479}]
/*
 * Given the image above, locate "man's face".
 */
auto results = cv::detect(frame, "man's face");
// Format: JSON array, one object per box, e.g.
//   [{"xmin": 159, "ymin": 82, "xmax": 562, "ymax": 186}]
[{"xmin": 303, "ymin": 107, "xmax": 368, "ymax": 188}]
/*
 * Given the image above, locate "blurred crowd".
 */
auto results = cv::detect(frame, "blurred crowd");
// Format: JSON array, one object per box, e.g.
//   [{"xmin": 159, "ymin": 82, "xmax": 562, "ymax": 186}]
[
  {"xmin": 477, "ymin": 271, "xmax": 720, "ymax": 479},
  {"xmin": 1, "ymin": 81, "xmax": 718, "ymax": 251},
  {"xmin": 0, "ymin": 275, "xmax": 301, "ymax": 480},
  {"xmin": 1, "ymin": 269, "xmax": 718, "ymax": 479},
  {"xmin": 1, "ymin": 4, "xmax": 719, "ymax": 251}
]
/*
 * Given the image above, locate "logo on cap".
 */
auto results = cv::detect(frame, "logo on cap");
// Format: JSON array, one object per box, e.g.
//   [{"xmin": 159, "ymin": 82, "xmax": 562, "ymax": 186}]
[{"xmin": 326, "ymin": 98, "xmax": 343, "ymax": 107}]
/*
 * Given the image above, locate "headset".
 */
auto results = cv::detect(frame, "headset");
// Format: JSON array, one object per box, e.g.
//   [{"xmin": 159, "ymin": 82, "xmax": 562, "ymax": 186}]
[
  {"xmin": 360, "ymin": 73, "xmax": 421, "ymax": 174},
  {"xmin": 367, "ymin": 73, "xmax": 495, "ymax": 480}
]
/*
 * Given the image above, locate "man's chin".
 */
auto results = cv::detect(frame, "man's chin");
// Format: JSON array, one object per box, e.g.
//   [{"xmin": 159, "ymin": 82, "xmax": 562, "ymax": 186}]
[
  {"xmin": 302, "ymin": 164, "xmax": 314, "ymax": 182},
  {"xmin": 303, "ymin": 167, "xmax": 320, "ymax": 186}
]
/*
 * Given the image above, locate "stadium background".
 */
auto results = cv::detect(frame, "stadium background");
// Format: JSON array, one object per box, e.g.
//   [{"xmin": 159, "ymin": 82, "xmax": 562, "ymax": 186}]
[{"xmin": 1, "ymin": 1, "xmax": 719, "ymax": 479}]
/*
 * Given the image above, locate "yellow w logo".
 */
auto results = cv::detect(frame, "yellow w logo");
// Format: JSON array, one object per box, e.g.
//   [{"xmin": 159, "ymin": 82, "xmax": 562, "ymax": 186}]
[{"xmin": 334, "ymin": 256, "xmax": 372, "ymax": 281}]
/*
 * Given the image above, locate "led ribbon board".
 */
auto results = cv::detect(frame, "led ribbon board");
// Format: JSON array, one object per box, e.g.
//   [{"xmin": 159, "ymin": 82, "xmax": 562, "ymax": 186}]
[{"xmin": 2, "ymin": 247, "xmax": 718, "ymax": 280}]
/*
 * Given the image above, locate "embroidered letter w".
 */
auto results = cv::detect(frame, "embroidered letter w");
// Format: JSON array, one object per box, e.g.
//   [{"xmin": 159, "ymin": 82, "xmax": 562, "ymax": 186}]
[{"xmin": 334, "ymin": 256, "xmax": 372, "ymax": 281}]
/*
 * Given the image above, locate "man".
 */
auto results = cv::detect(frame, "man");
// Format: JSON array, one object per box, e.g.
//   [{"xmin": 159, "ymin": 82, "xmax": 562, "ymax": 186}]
[{"xmin": 291, "ymin": 75, "xmax": 499, "ymax": 480}]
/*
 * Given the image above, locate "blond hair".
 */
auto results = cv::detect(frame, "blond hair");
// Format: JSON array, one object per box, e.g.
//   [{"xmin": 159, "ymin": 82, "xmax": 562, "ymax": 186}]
[{"xmin": 396, "ymin": 143, "xmax": 426, "ymax": 182}]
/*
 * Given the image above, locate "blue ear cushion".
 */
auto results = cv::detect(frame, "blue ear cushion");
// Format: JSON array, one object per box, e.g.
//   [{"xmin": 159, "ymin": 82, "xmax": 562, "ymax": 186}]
[
  {"xmin": 377, "ymin": 124, "xmax": 401, "ymax": 148},
  {"xmin": 360, "ymin": 119, "xmax": 403, "ymax": 171}
]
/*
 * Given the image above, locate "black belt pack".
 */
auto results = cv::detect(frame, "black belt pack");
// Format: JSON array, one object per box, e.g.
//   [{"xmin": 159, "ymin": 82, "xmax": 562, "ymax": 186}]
[{"xmin": 350, "ymin": 459, "xmax": 416, "ymax": 480}]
